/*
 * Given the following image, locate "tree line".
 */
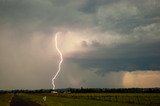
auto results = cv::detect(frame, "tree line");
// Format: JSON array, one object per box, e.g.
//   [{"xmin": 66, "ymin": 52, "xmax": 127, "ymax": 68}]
[{"xmin": 0, "ymin": 88, "xmax": 160, "ymax": 94}]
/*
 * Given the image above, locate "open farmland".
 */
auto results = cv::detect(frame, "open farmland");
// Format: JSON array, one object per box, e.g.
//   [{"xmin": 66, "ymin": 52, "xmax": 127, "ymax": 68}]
[
  {"xmin": 0, "ymin": 93, "xmax": 13, "ymax": 106},
  {"xmin": 0, "ymin": 92, "xmax": 160, "ymax": 106},
  {"xmin": 19, "ymin": 93, "xmax": 160, "ymax": 106},
  {"xmin": 52, "ymin": 93, "xmax": 160, "ymax": 105}
]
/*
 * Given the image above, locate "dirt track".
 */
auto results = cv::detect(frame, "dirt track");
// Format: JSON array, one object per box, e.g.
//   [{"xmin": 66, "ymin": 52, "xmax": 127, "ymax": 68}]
[{"xmin": 10, "ymin": 95, "xmax": 41, "ymax": 106}]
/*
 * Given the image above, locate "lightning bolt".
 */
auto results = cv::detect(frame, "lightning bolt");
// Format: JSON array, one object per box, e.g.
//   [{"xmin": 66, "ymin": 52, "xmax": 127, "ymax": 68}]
[{"xmin": 52, "ymin": 32, "xmax": 63, "ymax": 90}]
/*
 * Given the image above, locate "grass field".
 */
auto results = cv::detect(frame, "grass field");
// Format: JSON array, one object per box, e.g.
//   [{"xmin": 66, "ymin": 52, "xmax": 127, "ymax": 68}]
[
  {"xmin": 0, "ymin": 93, "xmax": 160, "ymax": 106},
  {"xmin": 19, "ymin": 93, "xmax": 160, "ymax": 106},
  {"xmin": 55, "ymin": 93, "xmax": 160, "ymax": 105},
  {"xmin": 19, "ymin": 93, "xmax": 143, "ymax": 106},
  {"xmin": 0, "ymin": 93, "xmax": 13, "ymax": 106}
]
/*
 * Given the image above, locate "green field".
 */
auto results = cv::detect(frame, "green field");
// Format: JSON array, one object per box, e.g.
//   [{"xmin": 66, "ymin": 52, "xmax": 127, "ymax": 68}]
[
  {"xmin": 20, "ymin": 93, "xmax": 160, "ymax": 106},
  {"xmin": 0, "ymin": 93, "xmax": 160, "ymax": 106},
  {"xmin": 0, "ymin": 93, "xmax": 13, "ymax": 106}
]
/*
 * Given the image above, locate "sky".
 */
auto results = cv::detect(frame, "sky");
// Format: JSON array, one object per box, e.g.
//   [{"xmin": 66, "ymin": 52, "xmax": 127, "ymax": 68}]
[{"xmin": 0, "ymin": 0, "xmax": 160, "ymax": 90}]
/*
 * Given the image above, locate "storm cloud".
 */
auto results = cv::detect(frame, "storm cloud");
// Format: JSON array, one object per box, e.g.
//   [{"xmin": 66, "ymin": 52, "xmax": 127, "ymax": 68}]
[{"xmin": 0, "ymin": 0, "xmax": 160, "ymax": 89}]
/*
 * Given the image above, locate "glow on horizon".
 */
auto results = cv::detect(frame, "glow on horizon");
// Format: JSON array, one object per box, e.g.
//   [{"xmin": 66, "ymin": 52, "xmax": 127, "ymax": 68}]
[
  {"xmin": 52, "ymin": 32, "xmax": 63, "ymax": 90},
  {"xmin": 123, "ymin": 71, "xmax": 160, "ymax": 88}
]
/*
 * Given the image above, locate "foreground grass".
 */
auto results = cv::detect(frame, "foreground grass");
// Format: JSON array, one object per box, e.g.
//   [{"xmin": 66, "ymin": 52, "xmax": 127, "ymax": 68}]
[
  {"xmin": 57, "ymin": 93, "xmax": 160, "ymax": 105},
  {"xmin": 0, "ymin": 93, "xmax": 13, "ymax": 106},
  {"xmin": 20, "ymin": 93, "xmax": 146, "ymax": 106}
]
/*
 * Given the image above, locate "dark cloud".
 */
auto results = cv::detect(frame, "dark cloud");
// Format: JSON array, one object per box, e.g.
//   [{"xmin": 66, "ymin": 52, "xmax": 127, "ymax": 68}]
[
  {"xmin": 0, "ymin": 0, "xmax": 160, "ymax": 89},
  {"xmin": 69, "ymin": 58, "xmax": 160, "ymax": 75},
  {"xmin": 78, "ymin": 0, "xmax": 120, "ymax": 13},
  {"xmin": 1, "ymin": 0, "xmax": 159, "ymax": 33},
  {"xmin": 67, "ymin": 40, "xmax": 160, "ymax": 75}
]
